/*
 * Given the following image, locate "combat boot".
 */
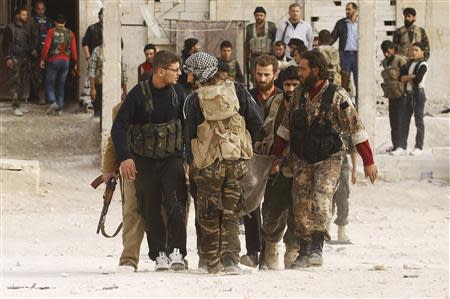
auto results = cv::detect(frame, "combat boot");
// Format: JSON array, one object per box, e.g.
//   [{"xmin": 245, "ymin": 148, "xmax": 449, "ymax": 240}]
[
  {"xmin": 284, "ymin": 245, "xmax": 299, "ymax": 269},
  {"xmin": 290, "ymin": 239, "xmax": 311, "ymax": 269},
  {"xmin": 240, "ymin": 252, "xmax": 258, "ymax": 268},
  {"xmin": 264, "ymin": 241, "xmax": 279, "ymax": 270},
  {"xmin": 309, "ymin": 233, "xmax": 324, "ymax": 267},
  {"xmin": 337, "ymin": 225, "xmax": 350, "ymax": 242}
]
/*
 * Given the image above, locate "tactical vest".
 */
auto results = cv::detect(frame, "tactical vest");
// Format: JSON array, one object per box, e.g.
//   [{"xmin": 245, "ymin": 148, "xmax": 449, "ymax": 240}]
[
  {"xmin": 127, "ymin": 80, "xmax": 183, "ymax": 159},
  {"xmin": 191, "ymin": 80, "xmax": 253, "ymax": 169},
  {"xmin": 290, "ymin": 84, "xmax": 343, "ymax": 164},
  {"xmin": 49, "ymin": 27, "xmax": 71, "ymax": 58},
  {"xmin": 95, "ymin": 47, "xmax": 104, "ymax": 85},
  {"xmin": 381, "ymin": 55, "xmax": 406, "ymax": 99},
  {"xmin": 318, "ymin": 46, "xmax": 341, "ymax": 86},
  {"xmin": 248, "ymin": 22, "xmax": 273, "ymax": 55},
  {"xmin": 398, "ymin": 25, "xmax": 422, "ymax": 59},
  {"xmin": 227, "ymin": 60, "xmax": 239, "ymax": 80}
]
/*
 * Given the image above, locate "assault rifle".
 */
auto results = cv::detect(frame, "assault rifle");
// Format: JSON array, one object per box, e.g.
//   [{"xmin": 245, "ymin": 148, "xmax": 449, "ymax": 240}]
[{"xmin": 90, "ymin": 175, "xmax": 123, "ymax": 238}]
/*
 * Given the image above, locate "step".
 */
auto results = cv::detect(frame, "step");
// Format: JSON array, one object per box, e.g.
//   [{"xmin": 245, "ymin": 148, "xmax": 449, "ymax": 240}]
[{"xmin": 0, "ymin": 158, "xmax": 40, "ymax": 192}]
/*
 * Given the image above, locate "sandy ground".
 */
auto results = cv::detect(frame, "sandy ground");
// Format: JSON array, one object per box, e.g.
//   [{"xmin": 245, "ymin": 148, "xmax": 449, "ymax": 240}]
[{"xmin": 1, "ymin": 158, "xmax": 449, "ymax": 298}]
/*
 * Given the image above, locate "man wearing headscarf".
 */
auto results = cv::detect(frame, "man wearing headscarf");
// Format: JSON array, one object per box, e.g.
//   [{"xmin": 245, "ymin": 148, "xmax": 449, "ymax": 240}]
[{"xmin": 184, "ymin": 52, "xmax": 263, "ymax": 274}]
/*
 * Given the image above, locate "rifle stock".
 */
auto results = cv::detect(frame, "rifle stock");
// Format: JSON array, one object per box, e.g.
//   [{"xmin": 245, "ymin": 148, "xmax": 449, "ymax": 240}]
[{"xmin": 90, "ymin": 175, "xmax": 103, "ymax": 189}]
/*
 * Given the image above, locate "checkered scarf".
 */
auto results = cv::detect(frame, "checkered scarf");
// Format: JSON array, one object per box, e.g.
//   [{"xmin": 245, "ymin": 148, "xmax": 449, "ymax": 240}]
[{"xmin": 183, "ymin": 52, "xmax": 218, "ymax": 84}]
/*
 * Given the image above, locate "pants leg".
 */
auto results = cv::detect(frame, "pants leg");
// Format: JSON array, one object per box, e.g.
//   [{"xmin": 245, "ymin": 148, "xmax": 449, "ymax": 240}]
[
  {"xmin": 243, "ymin": 206, "xmax": 262, "ymax": 255},
  {"xmin": 55, "ymin": 60, "xmax": 70, "ymax": 110},
  {"xmin": 160, "ymin": 157, "xmax": 188, "ymax": 257},
  {"xmin": 399, "ymin": 94, "xmax": 414, "ymax": 150},
  {"xmin": 221, "ymin": 160, "xmax": 246, "ymax": 263},
  {"xmin": 30, "ymin": 57, "xmax": 43, "ymax": 101},
  {"xmin": 119, "ymin": 177, "xmax": 145, "ymax": 267},
  {"xmin": 195, "ymin": 162, "xmax": 226, "ymax": 269},
  {"xmin": 45, "ymin": 61, "xmax": 58, "ymax": 105},
  {"xmin": 94, "ymin": 84, "xmax": 103, "ymax": 117},
  {"xmin": 10, "ymin": 58, "xmax": 28, "ymax": 108},
  {"xmin": 413, "ymin": 89, "xmax": 426, "ymax": 150},
  {"xmin": 388, "ymin": 97, "xmax": 403, "ymax": 149},
  {"xmin": 332, "ymin": 155, "xmax": 350, "ymax": 226},
  {"xmin": 190, "ymin": 179, "xmax": 204, "ymax": 259},
  {"xmin": 133, "ymin": 156, "xmax": 165, "ymax": 261}
]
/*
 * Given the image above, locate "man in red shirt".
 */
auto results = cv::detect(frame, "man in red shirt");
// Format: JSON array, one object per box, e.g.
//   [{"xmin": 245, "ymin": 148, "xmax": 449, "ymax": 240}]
[
  {"xmin": 40, "ymin": 14, "xmax": 77, "ymax": 114},
  {"xmin": 137, "ymin": 43, "xmax": 156, "ymax": 82}
]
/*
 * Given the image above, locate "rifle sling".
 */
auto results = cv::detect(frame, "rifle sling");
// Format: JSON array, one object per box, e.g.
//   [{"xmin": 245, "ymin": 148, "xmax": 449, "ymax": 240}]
[{"xmin": 97, "ymin": 174, "xmax": 125, "ymax": 238}]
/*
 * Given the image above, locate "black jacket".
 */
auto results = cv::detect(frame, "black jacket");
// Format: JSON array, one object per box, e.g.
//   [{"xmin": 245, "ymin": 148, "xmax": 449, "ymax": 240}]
[
  {"xmin": 183, "ymin": 82, "xmax": 264, "ymax": 163},
  {"xmin": 82, "ymin": 22, "xmax": 103, "ymax": 55},
  {"xmin": 2, "ymin": 21, "xmax": 32, "ymax": 60},
  {"xmin": 331, "ymin": 18, "xmax": 349, "ymax": 52}
]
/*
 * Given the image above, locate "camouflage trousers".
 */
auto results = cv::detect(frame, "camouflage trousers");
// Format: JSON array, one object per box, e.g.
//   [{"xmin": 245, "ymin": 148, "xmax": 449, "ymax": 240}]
[
  {"xmin": 262, "ymin": 174, "xmax": 299, "ymax": 249},
  {"xmin": 290, "ymin": 154, "xmax": 343, "ymax": 241},
  {"xmin": 194, "ymin": 160, "xmax": 247, "ymax": 270},
  {"xmin": 8, "ymin": 57, "xmax": 30, "ymax": 108},
  {"xmin": 332, "ymin": 155, "xmax": 350, "ymax": 226},
  {"xmin": 30, "ymin": 57, "xmax": 44, "ymax": 101}
]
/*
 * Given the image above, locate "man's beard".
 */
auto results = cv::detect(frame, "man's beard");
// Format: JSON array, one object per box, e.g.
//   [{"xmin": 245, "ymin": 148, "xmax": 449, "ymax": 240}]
[
  {"xmin": 301, "ymin": 73, "xmax": 318, "ymax": 91},
  {"xmin": 275, "ymin": 54, "xmax": 284, "ymax": 60},
  {"xmin": 283, "ymin": 91, "xmax": 294, "ymax": 102},
  {"xmin": 257, "ymin": 80, "xmax": 274, "ymax": 92},
  {"xmin": 404, "ymin": 20, "xmax": 414, "ymax": 27}
]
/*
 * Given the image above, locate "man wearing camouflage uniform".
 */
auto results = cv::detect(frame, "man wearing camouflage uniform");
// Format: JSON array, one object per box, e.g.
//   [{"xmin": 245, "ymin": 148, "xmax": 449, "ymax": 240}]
[
  {"xmin": 3, "ymin": 7, "xmax": 32, "ymax": 117},
  {"xmin": 271, "ymin": 51, "xmax": 377, "ymax": 268},
  {"xmin": 184, "ymin": 52, "xmax": 263, "ymax": 274},
  {"xmin": 254, "ymin": 65, "xmax": 300, "ymax": 270}
]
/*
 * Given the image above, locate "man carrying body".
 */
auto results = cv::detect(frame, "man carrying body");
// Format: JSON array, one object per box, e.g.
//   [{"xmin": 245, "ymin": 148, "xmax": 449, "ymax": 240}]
[
  {"xmin": 3, "ymin": 7, "xmax": 32, "ymax": 117},
  {"xmin": 245, "ymin": 6, "xmax": 277, "ymax": 86},
  {"xmin": 184, "ymin": 52, "xmax": 263, "ymax": 274},
  {"xmin": 271, "ymin": 51, "xmax": 377, "ymax": 268},
  {"xmin": 393, "ymin": 7, "xmax": 430, "ymax": 61},
  {"xmin": 255, "ymin": 65, "xmax": 301, "ymax": 270},
  {"xmin": 275, "ymin": 3, "xmax": 313, "ymax": 57},
  {"xmin": 111, "ymin": 50, "xmax": 188, "ymax": 271},
  {"xmin": 331, "ymin": 2, "xmax": 359, "ymax": 105},
  {"xmin": 30, "ymin": 0, "xmax": 52, "ymax": 104}
]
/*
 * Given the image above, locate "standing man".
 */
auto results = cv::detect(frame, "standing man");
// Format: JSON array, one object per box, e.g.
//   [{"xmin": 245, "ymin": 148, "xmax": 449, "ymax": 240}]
[
  {"xmin": 3, "ymin": 7, "xmax": 32, "ymax": 117},
  {"xmin": 184, "ymin": 52, "xmax": 263, "ymax": 274},
  {"xmin": 111, "ymin": 51, "xmax": 188, "ymax": 272},
  {"xmin": 317, "ymin": 30, "xmax": 341, "ymax": 86},
  {"xmin": 218, "ymin": 40, "xmax": 244, "ymax": 83},
  {"xmin": 331, "ymin": 2, "xmax": 359, "ymax": 106},
  {"xmin": 30, "ymin": 0, "xmax": 52, "ymax": 105},
  {"xmin": 82, "ymin": 8, "xmax": 103, "ymax": 64},
  {"xmin": 255, "ymin": 65, "xmax": 301, "ymax": 270},
  {"xmin": 241, "ymin": 54, "xmax": 281, "ymax": 269},
  {"xmin": 245, "ymin": 6, "xmax": 277, "ymax": 86},
  {"xmin": 138, "ymin": 43, "xmax": 157, "ymax": 81},
  {"xmin": 271, "ymin": 51, "xmax": 377, "ymax": 268},
  {"xmin": 275, "ymin": 3, "xmax": 313, "ymax": 58},
  {"xmin": 393, "ymin": 7, "xmax": 430, "ymax": 61},
  {"xmin": 40, "ymin": 14, "xmax": 78, "ymax": 115}
]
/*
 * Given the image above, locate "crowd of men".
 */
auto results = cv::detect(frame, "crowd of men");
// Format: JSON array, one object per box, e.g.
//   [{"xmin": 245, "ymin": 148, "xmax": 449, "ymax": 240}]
[{"xmin": 3, "ymin": 1, "xmax": 430, "ymax": 275}]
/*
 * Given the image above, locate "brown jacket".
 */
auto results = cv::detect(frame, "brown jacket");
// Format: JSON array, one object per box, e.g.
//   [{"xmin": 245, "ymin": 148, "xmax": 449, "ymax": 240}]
[{"xmin": 102, "ymin": 100, "xmax": 124, "ymax": 173}]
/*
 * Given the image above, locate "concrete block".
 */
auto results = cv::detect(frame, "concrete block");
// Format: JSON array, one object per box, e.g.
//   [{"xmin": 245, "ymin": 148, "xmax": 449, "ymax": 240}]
[{"xmin": 0, "ymin": 159, "xmax": 40, "ymax": 192}]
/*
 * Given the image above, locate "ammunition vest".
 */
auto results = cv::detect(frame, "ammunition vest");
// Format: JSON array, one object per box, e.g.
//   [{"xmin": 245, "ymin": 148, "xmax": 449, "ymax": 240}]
[
  {"xmin": 95, "ymin": 47, "xmax": 104, "ymax": 85},
  {"xmin": 398, "ymin": 25, "xmax": 422, "ymax": 59},
  {"xmin": 248, "ymin": 22, "xmax": 273, "ymax": 55},
  {"xmin": 191, "ymin": 80, "xmax": 253, "ymax": 169},
  {"xmin": 381, "ymin": 55, "xmax": 406, "ymax": 99},
  {"xmin": 127, "ymin": 80, "xmax": 183, "ymax": 159},
  {"xmin": 49, "ymin": 27, "xmax": 71, "ymax": 58},
  {"xmin": 227, "ymin": 60, "xmax": 239, "ymax": 80},
  {"xmin": 290, "ymin": 84, "xmax": 342, "ymax": 164}
]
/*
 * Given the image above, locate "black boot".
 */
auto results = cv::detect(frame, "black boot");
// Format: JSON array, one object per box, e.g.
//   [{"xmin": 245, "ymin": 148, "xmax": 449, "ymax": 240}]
[
  {"xmin": 289, "ymin": 238, "xmax": 311, "ymax": 269},
  {"xmin": 309, "ymin": 232, "xmax": 324, "ymax": 266}
]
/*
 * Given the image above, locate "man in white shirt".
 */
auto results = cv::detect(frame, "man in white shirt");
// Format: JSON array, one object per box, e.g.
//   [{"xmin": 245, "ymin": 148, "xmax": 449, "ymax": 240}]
[{"xmin": 275, "ymin": 3, "xmax": 313, "ymax": 57}]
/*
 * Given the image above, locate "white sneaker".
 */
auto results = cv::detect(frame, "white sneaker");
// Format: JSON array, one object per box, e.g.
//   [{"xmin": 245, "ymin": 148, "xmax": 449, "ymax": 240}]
[
  {"xmin": 390, "ymin": 148, "xmax": 406, "ymax": 156},
  {"xmin": 12, "ymin": 108, "xmax": 23, "ymax": 117},
  {"xmin": 20, "ymin": 106, "xmax": 29, "ymax": 113},
  {"xmin": 116, "ymin": 264, "xmax": 136, "ymax": 273},
  {"xmin": 155, "ymin": 251, "xmax": 170, "ymax": 271},
  {"xmin": 385, "ymin": 146, "xmax": 394, "ymax": 153},
  {"xmin": 169, "ymin": 248, "xmax": 186, "ymax": 271},
  {"xmin": 410, "ymin": 148, "xmax": 423, "ymax": 156},
  {"xmin": 46, "ymin": 103, "xmax": 59, "ymax": 115}
]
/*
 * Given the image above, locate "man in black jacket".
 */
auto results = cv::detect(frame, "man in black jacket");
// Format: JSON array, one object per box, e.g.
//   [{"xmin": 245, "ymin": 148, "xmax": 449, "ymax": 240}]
[
  {"xmin": 82, "ymin": 8, "xmax": 103, "ymax": 63},
  {"xmin": 331, "ymin": 2, "xmax": 359, "ymax": 106}
]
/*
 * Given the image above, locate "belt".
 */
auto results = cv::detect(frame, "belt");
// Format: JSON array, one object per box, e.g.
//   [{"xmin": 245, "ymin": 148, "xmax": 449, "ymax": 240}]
[{"xmin": 343, "ymin": 50, "xmax": 358, "ymax": 53}]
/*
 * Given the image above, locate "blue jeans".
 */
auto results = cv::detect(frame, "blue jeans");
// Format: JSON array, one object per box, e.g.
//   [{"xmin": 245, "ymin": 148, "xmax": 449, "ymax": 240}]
[
  {"xmin": 45, "ymin": 60, "xmax": 70, "ymax": 109},
  {"xmin": 340, "ymin": 51, "xmax": 358, "ymax": 107}
]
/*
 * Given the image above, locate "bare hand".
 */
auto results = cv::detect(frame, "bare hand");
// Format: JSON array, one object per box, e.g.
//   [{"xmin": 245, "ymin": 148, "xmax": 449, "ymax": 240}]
[
  {"xmin": 102, "ymin": 172, "xmax": 116, "ymax": 184},
  {"xmin": 31, "ymin": 50, "xmax": 38, "ymax": 58},
  {"xmin": 90, "ymin": 88, "xmax": 97, "ymax": 101},
  {"xmin": 364, "ymin": 164, "xmax": 378, "ymax": 184},
  {"xmin": 270, "ymin": 159, "xmax": 281, "ymax": 175},
  {"xmin": 40, "ymin": 60, "xmax": 45, "ymax": 69},
  {"xmin": 6, "ymin": 59, "xmax": 15, "ymax": 69},
  {"xmin": 254, "ymin": 141, "xmax": 262, "ymax": 154},
  {"xmin": 120, "ymin": 159, "xmax": 137, "ymax": 181},
  {"xmin": 351, "ymin": 168, "xmax": 357, "ymax": 184}
]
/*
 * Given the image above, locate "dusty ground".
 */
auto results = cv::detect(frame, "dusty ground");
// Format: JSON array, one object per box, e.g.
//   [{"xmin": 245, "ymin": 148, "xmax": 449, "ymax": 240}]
[{"xmin": 1, "ymin": 158, "xmax": 449, "ymax": 298}]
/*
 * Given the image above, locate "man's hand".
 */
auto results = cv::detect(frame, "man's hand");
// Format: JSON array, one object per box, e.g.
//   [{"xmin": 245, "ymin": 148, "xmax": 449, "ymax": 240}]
[
  {"xmin": 364, "ymin": 164, "xmax": 378, "ymax": 184},
  {"xmin": 120, "ymin": 159, "xmax": 137, "ymax": 181},
  {"xmin": 254, "ymin": 141, "xmax": 262, "ymax": 154},
  {"xmin": 39, "ymin": 60, "xmax": 45, "ymax": 69},
  {"xmin": 6, "ymin": 58, "xmax": 15, "ymax": 69},
  {"xmin": 90, "ymin": 88, "xmax": 97, "ymax": 101},
  {"xmin": 270, "ymin": 159, "xmax": 281, "ymax": 175},
  {"xmin": 351, "ymin": 167, "xmax": 357, "ymax": 184},
  {"xmin": 31, "ymin": 49, "xmax": 38, "ymax": 58},
  {"xmin": 102, "ymin": 172, "xmax": 116, "ymax": 184}
]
